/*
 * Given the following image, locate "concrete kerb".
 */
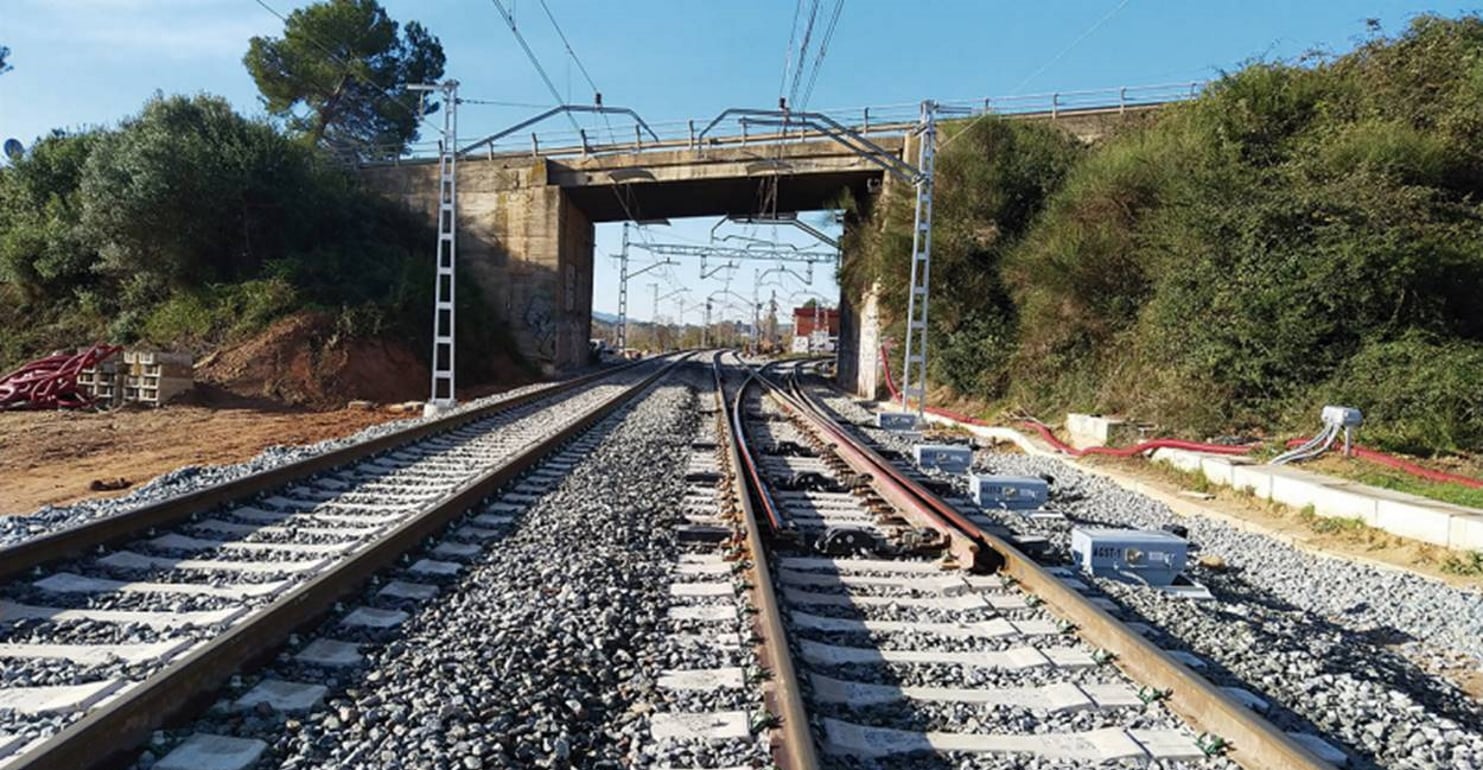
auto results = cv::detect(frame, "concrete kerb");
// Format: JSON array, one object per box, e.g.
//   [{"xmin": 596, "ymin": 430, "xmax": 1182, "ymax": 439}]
[{"xmin": 888, "ymin": 404, "xmax": 1483, "ymax": 581}]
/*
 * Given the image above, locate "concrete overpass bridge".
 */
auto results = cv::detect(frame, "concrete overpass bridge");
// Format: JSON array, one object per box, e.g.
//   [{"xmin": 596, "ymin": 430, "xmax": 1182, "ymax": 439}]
[{"xmin": 361, "ymin": 83, "xmax": 1200, "ymax": 388}]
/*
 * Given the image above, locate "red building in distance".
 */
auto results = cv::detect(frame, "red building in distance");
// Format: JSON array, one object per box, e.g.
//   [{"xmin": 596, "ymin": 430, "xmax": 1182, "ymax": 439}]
[{"xmin": 793, "ymin": 306, "xmax": 839, "ymax": 338}]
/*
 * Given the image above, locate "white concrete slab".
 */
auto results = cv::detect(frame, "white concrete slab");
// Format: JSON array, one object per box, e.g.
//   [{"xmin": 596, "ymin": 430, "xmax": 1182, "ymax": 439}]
[
  {"xmin": 668, "ymin": 632, "xmax": 743, "ymax": 648},
  {"xmin": 649, "ymin": 711, "xmax": 751, "ymax": 741},
  {"xmin": 797, "ymin": 639, "xmax": 1059, "ymax": 669},
  {"xmin": 430, "ymin": 542, "xmax": 481, "ymax": 559},
  {"xmin": 1127, "ymin": 729, "xmax": 1205, "ymax": 760},
  {"xmin": 192, "ymin": 519, "xmax": 351, "ymax": 539},
  {"xmin": 823, "ymin": 720, "xmax": 1153, "ymax": 762},
  {"xmin": 670, "ymin": 582, "xmax": 735, "ymax": 598},
  {"xmin": 678, "ymin": 553, "xmax": 727, "ymax": 564},
  {"xmin": 787, "ymin": 611, "xmax": 1029, "ymax": 639},
  {"xmin": 34, "ymin": 572, "xmax": 287, "ymax": 600},
  {"xmin": 780, "ymin": 586, "xmax": 991, "ymax": 611},
  {"xmin": 776, "ymin": 569, "xmax": 969, "ymax": 594},
  {"xmin": 451, "ymin": 525, "xmax": 503, "ymax": 541},
  {"xmin": 472, "ymin": 514, "xmax": 515, "ymax": 528},
  {"xmin": 407, "ymin": 559, "xmax": 461, "ymax": 577},
  {"xmin": 378, "ymin": 581, "xmax": 439, "ymax": 601},
  {"xmin": 339, "ymin": 607, "xmax": 409, "ymax": 629},
  {"xmin": 155, "ymin": 734, "xmax": 269, "ymax": 770},
  {"xmin": 294, "ymin": 638, "xmax": 362, "ymax": 668},
  {"xmin": 777, "ymin": 556, "xmax": 949, "ymax": 574},
  {"xmin": 809, "ymin": 675, "xmax": 1101, "ymax": 712},
  {"xmin": 0, "ymin": 680, "xmax": 127, "ymax": 714},
  {"xmin": 148, "ymin": 533, "xmax": 349, "ymax": 555},
  {"xmin": 675, "ymin": 562, "xmax": 731, "ymax": 576},
  {"xmin": 0, "ymin": 639, "xmax": 192, "ymax": 665},
  {"xmin": 1165, "ymin": 650, "xmax": 1207, "ymax": 670},
  {"xmin": 0, "ymin": 600, "xmax": 245, "ymax": 630},
  {"xmin": 234, "ymin": 679, "xmax": 327, "ymax": 713},
  {"xmin": 97, "ymin": 551, "xmax": 329, "ymax": 574},
  {"xmin": 667, "ymin": 605, "xmax": 734, "ymax": 622},
  {"xmin": 657, "ymin": 667, "xmax": 745, "ymax": 691}
]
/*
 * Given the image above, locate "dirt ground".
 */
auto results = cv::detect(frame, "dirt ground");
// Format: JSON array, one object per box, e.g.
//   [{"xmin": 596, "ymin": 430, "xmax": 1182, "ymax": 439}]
[{"xmin": 0, "ymin": 402, "xmax": 409, "ymax": 515}]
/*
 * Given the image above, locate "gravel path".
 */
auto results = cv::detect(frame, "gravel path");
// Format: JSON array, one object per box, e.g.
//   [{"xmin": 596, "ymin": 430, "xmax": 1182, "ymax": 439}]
[{"xmin": 805, "ymin": 379, "xmax": 1483, "ymax": 770}]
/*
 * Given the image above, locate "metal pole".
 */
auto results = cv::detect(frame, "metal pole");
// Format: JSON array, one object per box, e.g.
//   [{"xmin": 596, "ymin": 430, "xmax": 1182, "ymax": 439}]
[
  {"xmin": 416, "ymin": 79, "xmax": 460, "ymax": 417},
  {"xmin": 616, "ymin": 223, "xmax": 631, "ymax": 353},
  {"xmin": 899, "ymin": 100, "xmax": 937, "ymax": 419}
]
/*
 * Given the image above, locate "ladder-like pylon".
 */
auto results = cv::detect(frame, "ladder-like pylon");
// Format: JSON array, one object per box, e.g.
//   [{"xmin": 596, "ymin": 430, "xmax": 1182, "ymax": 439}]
[
  {"xmin": 426, "ymin": 82, "xmax": 459, "ymax": 414},
  {"xmin": 898, "ymin": 101, "xmax": 937, "ymax": 417}
]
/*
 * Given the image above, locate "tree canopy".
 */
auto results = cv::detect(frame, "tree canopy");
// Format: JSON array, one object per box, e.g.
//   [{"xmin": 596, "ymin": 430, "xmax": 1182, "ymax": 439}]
[{"xmin": 244, "ymin": 0, "xmax": 444, "ymax": 160}]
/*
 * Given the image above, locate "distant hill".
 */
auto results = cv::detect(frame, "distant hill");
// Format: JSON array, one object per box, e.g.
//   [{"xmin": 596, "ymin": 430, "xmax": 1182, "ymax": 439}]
[{"xmin": 591, "ymin": 311, "xmax": 620, "ymax": 325}]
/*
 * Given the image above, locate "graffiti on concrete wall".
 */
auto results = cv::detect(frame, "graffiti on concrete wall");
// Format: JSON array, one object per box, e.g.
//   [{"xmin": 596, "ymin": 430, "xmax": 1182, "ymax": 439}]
[{"xmin": 521, "ymin": 286, "xmax": 558, "ymax": 361}]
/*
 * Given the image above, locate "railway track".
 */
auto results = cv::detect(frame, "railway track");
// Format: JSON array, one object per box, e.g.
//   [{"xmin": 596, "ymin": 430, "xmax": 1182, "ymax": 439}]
[
  {"xmin": 710, "ymin": 355, "xmax": 1335, "ymax": 769},
  {"xmin": 3, "ymin": 351, "xmax": 1462, "ymax": 769},
  {"xmin": 0, "ymin": 356, "xmax": 683, "ymax": 769}
]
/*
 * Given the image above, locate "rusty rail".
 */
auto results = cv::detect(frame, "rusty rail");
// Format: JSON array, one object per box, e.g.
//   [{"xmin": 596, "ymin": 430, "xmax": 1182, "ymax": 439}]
[
  {"xmin": 756, "ymin": 364, "xmax": 1335, "ymax": 770},
  {"xmin": 711, "ymin": 353, "xmax": 820, "ymax": 770}
]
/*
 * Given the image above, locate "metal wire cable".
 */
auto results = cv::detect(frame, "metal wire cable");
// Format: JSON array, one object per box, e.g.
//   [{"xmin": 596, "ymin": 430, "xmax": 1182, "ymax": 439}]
[
  {"xmin": 485, "ymin": 0, "xmax": 583, "ymax": 134},
  {"xmin": 796, "ymin": 0, "xmax": 844, "ymax": 112},
  {"xmin": 534, "ymin": 0, "xmax": 617, "ymax": 144},
  {"xmin": 786, "ymin": 0, "xmax": 821, "ymax": 109},
  {"xmin": 778, "ymin": 0, "xmax": 804, "ymax": 100}
]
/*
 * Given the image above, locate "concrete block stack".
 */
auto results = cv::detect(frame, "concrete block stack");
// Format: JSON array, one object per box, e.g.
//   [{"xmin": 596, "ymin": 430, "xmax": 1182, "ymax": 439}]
[
  {"xmin": 122, "ymin": 350, "xmax": 194, "ymax": 406},
  {"xmin": 77, "ymin": 355, "xmax": 125, "ymax": 407}
]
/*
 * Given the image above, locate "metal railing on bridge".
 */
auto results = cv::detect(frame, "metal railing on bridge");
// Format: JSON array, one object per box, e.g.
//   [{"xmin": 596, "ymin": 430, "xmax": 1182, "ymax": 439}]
[{"xmin": 355, "ymin": 81, "xmax": 1203, "ymax": 166}]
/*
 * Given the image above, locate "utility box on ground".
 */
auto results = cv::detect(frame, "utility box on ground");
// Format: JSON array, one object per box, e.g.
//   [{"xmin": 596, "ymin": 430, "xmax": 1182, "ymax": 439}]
[
  {"xmin": 968, "ymin": 474, "xmax": 1048, "ymax": 510},
  {"xmin": 875, "ymin": 412, "xmax": 918, "ymax": 431},
  {"xmin": 912, "ymin": 444, "xmax": 973, "ymax": 475},
  {"xmin": 1071, "ymin": 527, "xmax": 1189, "ymax": 587}
]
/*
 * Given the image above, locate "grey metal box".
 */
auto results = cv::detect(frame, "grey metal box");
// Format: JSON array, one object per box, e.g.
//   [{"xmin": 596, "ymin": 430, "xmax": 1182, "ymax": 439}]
[
  {"xmin": 968, "ymin": 475, "xmax": 1048, "ymax": 510},
  {"xmin": 1071, "ymin": 527, "xmax": 1188, "ymax": 587},
  {"xmin": 875, "ymin": 412, "xmax": 919, "ymax": 431},
  {"xmin": 913, "ymin": 444, "xmax": 972, "ymax": 474}
]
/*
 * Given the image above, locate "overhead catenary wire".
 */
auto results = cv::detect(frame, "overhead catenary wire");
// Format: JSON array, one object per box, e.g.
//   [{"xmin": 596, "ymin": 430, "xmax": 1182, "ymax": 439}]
[
  {"xmin": 796, "ymin": 0, "xmax": 844, "ymax": 112},
  {"xmin": 485, "ymin": 0, "xmax": 583, "ymax": 134},
  {"xmin": 534, "ymin": 0, "xmax": 617, "ymax": 144}
]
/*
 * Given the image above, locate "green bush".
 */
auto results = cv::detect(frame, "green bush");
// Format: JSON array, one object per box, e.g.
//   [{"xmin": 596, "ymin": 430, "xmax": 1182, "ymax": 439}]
[
  {"xmin": 845, "ymin": 13, "xmax": 1483, "ymax": 455},
  {"xmin": 1321, "ymin": 333, "xmax": 1483, "ymax": 454}
]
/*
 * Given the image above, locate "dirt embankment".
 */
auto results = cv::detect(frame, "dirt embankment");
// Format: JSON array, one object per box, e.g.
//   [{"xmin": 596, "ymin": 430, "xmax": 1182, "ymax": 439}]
[
  {"xmin": 195, "ymin": 311, "xmax": 428, "ymax": 410},
  {"xmin": 1, "ymin": 311, "xmax": 536, "ymax": 514}
]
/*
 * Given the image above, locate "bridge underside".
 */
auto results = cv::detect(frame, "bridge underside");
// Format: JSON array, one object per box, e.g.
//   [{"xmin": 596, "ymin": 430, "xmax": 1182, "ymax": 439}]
[
  {"xmin": 361, "ymin": 105, "xmax": 1157, "ymax": 383},
  {"xmin": 364, "ymin": 137, "xmax": 890, "ymax": 373},
  {"xmin": 564, "ymin": 171, "xmax": 874, "ymax": 222}
]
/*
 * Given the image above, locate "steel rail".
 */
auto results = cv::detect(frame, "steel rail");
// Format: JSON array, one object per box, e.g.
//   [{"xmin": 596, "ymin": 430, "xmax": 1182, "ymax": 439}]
[
  {"xmin": 711, "ymin": 352, "xmax": 819, "ymax": 770},
  {"xmin": 9, "ymin": 355, "xmax": 688, "ymax": 770},
  {"xmin": 765, "ymin": 366, "xmax": 1337, "ymax": 770},
  {"xmin": 0, "ymin": 361, "xmax": 643, "ymax": 582}
]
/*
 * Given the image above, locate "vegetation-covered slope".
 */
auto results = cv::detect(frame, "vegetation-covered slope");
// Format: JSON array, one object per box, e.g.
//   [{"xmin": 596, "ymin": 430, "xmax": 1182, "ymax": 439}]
[
  {"xmin": 846, "ymin": 14, "xmax": 1483, "ymax": 454},
  {"xmin": 0, "ymin": 94, "xmax": 521, "ymax": 390}
]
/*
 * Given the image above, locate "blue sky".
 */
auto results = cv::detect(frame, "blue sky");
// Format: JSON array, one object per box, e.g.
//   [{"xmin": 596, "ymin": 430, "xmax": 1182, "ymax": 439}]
[{"xmin": 2, "ymin": 0, "xmax": 1475, "ymax": 322}]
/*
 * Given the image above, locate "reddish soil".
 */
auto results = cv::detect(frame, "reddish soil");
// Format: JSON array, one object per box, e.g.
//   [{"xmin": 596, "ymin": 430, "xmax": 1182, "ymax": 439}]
[
  {"xmin": 1, "ymin": 311, "xmax": 538, "ymax": 515},
  {"xmin": 195, "ymin": 312, "xmax": 428, "ymax": 410},
  {"xmin": 0, "ymin": 404, "xmax": 409, "ymax": 515}
]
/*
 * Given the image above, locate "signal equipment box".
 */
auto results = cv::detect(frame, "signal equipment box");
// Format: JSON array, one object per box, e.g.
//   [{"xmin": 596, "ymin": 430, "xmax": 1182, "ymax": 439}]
[
  {"xmin": 875, "ymin": 412, "xmax": 919, "ymax": 431},
  {"xmin": 913, "ymin": 444, "xmax": 973, "ymax": 475},
  {"xmin": 968, "ymin": 475, "xmax": 1048, "ymax": 510},
  {"xmin": 1071, "ymin": 527, "xmax": 1189, "ymax": 587}
]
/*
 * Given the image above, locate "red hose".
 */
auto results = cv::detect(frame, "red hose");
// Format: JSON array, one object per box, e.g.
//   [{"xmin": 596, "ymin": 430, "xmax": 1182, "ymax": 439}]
[
  {"xmin": 0, "ymin": 343, "xmax": 124, "ymax": 410},
  {"xmin": 877, "ymin": 342, "xmax": 1256, "ymax": 458},
  {"xmin": 1284, "ymin": 437, "xmax": 1483, "ymax": 489}
]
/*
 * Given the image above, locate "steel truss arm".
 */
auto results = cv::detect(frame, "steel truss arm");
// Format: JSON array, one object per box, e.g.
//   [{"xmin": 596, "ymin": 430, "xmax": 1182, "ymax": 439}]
[
  {"xmin": 459, "ymin": 104, "xmax": 660, "ymax": 157},
  {"xmin": 632, "ymin": 242, "xmax": 836, "ymax": 264}
]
